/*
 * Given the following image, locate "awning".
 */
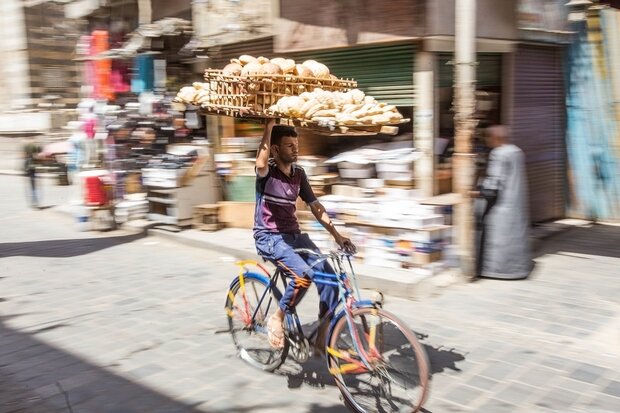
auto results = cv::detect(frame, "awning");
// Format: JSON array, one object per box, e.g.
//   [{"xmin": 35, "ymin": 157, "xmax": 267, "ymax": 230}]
[{"xmin": 75, "ymin": 18, "xmax": 192, "ymax": 61}]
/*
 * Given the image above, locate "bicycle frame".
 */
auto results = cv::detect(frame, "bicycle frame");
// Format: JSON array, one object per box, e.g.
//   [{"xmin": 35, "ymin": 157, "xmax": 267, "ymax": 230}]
[
  {"xmin": 230, "ymin": 250, "xmax": 381, "ymax": 373},
  {"xmin": 227, "ymin": 252, "xmax": 430, "ymax": 412},
  {"xmin": 317, "ymin": 253, "xmax": 380, "ymax": 373}
]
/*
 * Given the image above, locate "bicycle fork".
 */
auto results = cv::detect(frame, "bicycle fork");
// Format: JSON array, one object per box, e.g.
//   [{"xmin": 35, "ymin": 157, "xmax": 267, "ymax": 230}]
[{"xmin": 327, "ymin": 305, "xmax": 382, "ymax": 376}]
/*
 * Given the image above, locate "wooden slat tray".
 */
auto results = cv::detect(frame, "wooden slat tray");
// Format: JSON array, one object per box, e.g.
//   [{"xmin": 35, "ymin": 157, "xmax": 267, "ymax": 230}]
[{"xmin": 287, "ymin": 118, "xmax": 411, "ymax": 136}]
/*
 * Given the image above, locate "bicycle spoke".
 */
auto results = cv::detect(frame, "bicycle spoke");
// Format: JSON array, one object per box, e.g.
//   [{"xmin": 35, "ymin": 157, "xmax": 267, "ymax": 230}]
[
  {"xmin": 249, "ymin": 282, "xmax": 265, "ymax": 322},
  {"xmin": 328, "ymin": 307, "xmax": 429, "ymax": 412},
  {"xmin": 227, "ymin": 277, "xmax": 288, "ymax": 371}
]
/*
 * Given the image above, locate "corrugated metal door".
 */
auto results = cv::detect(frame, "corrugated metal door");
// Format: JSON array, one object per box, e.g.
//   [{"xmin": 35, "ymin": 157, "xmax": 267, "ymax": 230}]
[
  {"xmin": 287, "ymin": 43, "xmax": 416, "ymax": 106},
  {"xmin": 438, "ymin": 53, "xmax": 503, "ymax": 88},
  {"xmin": 205, "ymin": 36, "xmax": 275, "ymax": 70},
  {"xmin": 511, "ymin": 45, "xmax": 566, "ymax": 223}
]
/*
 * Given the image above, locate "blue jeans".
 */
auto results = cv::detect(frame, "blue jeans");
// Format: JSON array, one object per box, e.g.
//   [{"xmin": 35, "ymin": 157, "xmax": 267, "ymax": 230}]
[{"xmin": 254, "ymin": 232, "xmax": 338, "ymax": 318}]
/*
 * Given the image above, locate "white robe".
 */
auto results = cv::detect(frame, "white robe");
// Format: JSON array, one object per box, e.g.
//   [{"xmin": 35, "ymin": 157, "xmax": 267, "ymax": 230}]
[{"xmin": 480, "ymin": 144, "xmax": 533, "ymax": 279}]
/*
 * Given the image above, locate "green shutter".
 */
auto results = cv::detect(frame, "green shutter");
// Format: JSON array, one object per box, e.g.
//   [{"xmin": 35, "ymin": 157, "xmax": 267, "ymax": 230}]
[
  {"xmin": 287, "ymin": 43, "xmax": 416, "ymax": 106},
  {"xmin": 438, "ymin": 53, "xmax": 502, "ymax": 88}
]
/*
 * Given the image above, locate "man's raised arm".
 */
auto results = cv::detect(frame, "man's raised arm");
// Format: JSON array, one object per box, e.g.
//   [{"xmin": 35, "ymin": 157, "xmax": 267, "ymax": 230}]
[{"xmin": 256, "ymin": 119, "xmax": 276, "ymax": 177}]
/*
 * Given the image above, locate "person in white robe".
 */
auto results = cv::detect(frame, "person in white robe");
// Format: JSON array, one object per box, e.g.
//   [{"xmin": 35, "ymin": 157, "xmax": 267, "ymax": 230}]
[{"xmin": 473, "ymin": 126, "xmax": 534, "ymax": 279}]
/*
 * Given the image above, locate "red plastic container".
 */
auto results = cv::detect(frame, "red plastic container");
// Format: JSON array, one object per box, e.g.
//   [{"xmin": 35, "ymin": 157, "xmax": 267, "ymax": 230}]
[{"xmin": 84, "ymin": 176, "xmax": 107, "ymax": 206}]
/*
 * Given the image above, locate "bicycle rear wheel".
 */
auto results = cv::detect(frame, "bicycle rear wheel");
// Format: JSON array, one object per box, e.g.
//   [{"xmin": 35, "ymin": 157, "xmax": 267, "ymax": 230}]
[
  {"xmin": 225, "ymin": 275, "xmax": 288, "ymax": 372},
  {"xmin": 327, "ymin": 307, "xmax": 430, "ymax": 413}
]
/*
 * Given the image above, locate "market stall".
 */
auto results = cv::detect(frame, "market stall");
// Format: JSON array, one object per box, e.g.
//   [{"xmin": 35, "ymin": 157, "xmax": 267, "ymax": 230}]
[
  {"xmin": 143, "ymin": 143, "xmax": 221, "ymax": 227},
  {"xmin": 174, "ymin": 54, "xmax": 458, "ymax": 275}
]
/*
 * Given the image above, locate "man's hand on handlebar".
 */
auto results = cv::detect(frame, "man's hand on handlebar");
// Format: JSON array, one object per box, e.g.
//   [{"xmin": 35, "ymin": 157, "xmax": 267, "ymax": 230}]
[{"xmin": 335, "ymin": 235, "xmax": 357, "ymax": 255}]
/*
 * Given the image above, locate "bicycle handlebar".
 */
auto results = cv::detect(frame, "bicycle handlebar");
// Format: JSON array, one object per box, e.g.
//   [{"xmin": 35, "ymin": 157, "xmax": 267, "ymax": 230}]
[{"xmin": 293, "ymin": 248, "xmax": 356, "ymax": 259}]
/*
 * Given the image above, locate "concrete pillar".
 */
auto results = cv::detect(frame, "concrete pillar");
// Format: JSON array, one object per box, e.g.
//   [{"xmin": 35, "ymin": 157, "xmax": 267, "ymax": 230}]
[
  {"xmin": 414, "ymin": 51, "xmax": 436, "ymax": 198},
  {"xmin": 138, "ymin": 0, "xmax": 152, "ymax": 25},
  {"xmin": 0, "ymin": 0, "xmax": 32, "ymax": 110},
  {"xmin": 192, "ymin": 0, "xmax": 209, "ymax": 40},
  {"xmin": 453, "ymin": 0, "xmax": 477, "ymax": 279}
]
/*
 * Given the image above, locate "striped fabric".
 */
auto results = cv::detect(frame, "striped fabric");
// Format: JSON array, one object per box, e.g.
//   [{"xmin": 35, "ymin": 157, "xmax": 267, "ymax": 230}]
[{"xmin": 254, "ymin": 160, "xmax": 317, "ymax": 234}]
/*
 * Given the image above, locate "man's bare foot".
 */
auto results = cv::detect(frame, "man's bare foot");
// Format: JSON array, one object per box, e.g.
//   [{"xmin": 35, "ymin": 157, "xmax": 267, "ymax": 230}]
[{"xmin": 267, "ymin": 314, "xmax": 285, "ymax": 349}]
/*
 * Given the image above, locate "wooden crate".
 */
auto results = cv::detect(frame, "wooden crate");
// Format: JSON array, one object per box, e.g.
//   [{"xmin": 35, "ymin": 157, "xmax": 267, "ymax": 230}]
[
  {"xmin": 201, "ymin": 70, "xmax": 356, "ymax": 117},
  {"xmin": 193, "ymin": 204, "xmax": 221, "ymax": 231},
  {"xmin": 218, "ymin": 201, "xmax": 256, "ymax": 229},
  {"xmin": 87, "ymin": 205, "xmax": 115, "ymax": 231}
]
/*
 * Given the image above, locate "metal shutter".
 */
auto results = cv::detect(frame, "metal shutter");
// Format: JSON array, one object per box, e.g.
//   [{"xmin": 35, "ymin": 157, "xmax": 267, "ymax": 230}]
[
  {"xmin": 287, "ymin": 43, "xmax": 416, "ymax": 106},
  {"xmin": 511, "ymin": 45, "xmax": 566, "ymax": 223},
  {"xmin": 438, "ymin": 53, "xmax": 503, "ymax": 88},
  {"xmin": 205, "ymin": 36, "xmax": 275, "ymax": 70}
]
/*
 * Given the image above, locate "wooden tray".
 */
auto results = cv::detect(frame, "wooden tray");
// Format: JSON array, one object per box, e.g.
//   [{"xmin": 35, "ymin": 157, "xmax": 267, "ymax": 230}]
[
  {"xmin": 286, "ymin": 118, "xmax": 411, "ymax": 136},
  {"xmin": 200, "ymin": 70, "xmax": 357, "ymax": 117}
]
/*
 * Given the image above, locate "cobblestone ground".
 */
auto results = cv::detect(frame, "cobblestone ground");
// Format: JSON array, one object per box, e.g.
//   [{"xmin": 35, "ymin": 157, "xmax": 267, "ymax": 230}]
[{"xmin": 1, "ymin": 174, "xmax": 619, "ymax": 413}]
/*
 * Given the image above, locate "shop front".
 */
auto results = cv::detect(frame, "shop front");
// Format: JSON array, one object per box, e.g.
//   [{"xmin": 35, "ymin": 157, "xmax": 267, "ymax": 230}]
[
  {"xmin": 174, "ymin": 41, "xmax": 457, "ymax": 274},
  {"xmin": 510, "ymin": 44, "xmax": 566, "ymax": 223}
]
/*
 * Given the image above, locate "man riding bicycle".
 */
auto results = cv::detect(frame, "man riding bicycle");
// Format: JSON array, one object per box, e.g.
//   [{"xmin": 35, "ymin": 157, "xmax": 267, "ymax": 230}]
[{"xmin": 254, "ymin": 119, "xmax": 356, "ymax": 349}]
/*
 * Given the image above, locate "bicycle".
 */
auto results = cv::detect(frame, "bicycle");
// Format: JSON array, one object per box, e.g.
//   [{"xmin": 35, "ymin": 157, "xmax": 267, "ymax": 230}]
[{"xmin": 224, "ymin": 248, "xmax": 431, "ymax": 413}]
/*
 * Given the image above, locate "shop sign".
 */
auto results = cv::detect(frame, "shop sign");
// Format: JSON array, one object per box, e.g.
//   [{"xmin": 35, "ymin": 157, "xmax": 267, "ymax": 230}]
[
  {"xmin": 65, "ymin": 0, "xmax": 100, "ymax": 19},
  {"xmin": 197, "ymin": 0, "xmax": 273, "ymax": 47},
  {"xmin": 517, "ymin": 0, "xmax": 571, "ymax": 43},
  {"xmin": 42, "ymin": 66, "xmax": 65, "ymax": 91}
]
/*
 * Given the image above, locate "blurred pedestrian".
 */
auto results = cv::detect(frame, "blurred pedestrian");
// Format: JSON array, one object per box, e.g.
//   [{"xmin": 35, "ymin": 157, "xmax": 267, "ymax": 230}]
[
  {"xmin": 66, "ymin": 121, "xmax": 86, "ymax": 180},
  {"xmin": 23, "ymin": 137, "xmax": 42, "ymax": 208},
  {"xmin": 471, "ymin": 125, "xmax": 534, "ymax": 279},
  {"xmin": 172, "ymin": 118, "xmax": 190, "ymax": 143},
  {"xmin": 136, "ymin": 127, "xmax": 157, "ymax": 156},
  {"xmin": 79, "ymin": 102, "xmax": 98, "ymax": 166}
]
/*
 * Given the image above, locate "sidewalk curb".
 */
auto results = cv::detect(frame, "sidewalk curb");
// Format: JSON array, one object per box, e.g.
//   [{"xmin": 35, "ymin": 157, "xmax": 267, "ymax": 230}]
[
  {"xmin": 44, "ymin": 194, "xmax": 585, "ymax": 301},
  {"xmin": 148, "ymin": 228, "xmax": 464, "ymax": 301},
  {"xmin": 530, "ymin": 219, "xmax": 593, "ymax": 251},
  {"xmin": 42, "ymin": 199, "xmax": 472, "ymax": 300},
  {"xmin": 0, "ymin": 170, "xmax": 24, "ymax": 176},
  {"xmin": 148, "ymin": 228, "xmax": 263, "ymax": 262},
  {"xmin": 48, "ymin": 203, "xmax": 156, "ymax": 237},
  {"xmin": 0, "ymin": 131, "xmax": 44, "ymax": 137}
]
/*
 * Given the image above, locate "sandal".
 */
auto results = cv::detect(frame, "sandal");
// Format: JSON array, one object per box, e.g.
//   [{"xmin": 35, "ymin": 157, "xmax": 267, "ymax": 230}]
[{"xmin": 266, "ymin": 315, "xmax": 285, "ymax": 349}]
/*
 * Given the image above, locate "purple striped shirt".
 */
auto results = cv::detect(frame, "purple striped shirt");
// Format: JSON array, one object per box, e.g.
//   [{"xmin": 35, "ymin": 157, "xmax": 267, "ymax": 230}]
[{"xmin": 254, "ymin": 160, "xmax": 317, "ymax": 234}]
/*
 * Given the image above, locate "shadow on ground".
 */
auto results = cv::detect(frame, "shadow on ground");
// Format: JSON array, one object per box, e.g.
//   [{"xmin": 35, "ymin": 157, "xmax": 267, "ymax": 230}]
[
  {"xmin": 206, "ymin": 403, "xmax": 348, "ymax": 413},
  {"xmin": 0, "ymin": 315, "xmax": 210, "ymax": 413},
  {"xmin": 0, "ymin": 232, "xmax": 145, "ymax": 258},
  {"xmin": 533, "ymin": 222, "xmax": 620, "ymax": 259},
  {"xmin": 1, "ymin": 313, "xmax": 346, "ymax": 413},
  {"xmin": 270, "ymin": 324, "xmax": 465, "ymax": 413}
]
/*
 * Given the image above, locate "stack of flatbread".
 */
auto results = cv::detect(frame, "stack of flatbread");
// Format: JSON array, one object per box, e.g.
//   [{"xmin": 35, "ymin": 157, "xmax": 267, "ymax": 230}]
[
  {"xmin": 221, "ymin": 55, "xmax": 334, "ymax": 81},
  {"xmin": 266, "ymin": 88, "xmax": 404, "ymax": 126},
  {"xmin": 175, "ymin": 82, "xmax": 215, "ymax": 106}
]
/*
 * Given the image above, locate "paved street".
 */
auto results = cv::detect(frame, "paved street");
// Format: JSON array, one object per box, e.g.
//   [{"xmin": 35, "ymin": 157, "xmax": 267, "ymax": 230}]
[{"xmin": 1, "ymin": 173, "xmax": 619, "ymax": 413}]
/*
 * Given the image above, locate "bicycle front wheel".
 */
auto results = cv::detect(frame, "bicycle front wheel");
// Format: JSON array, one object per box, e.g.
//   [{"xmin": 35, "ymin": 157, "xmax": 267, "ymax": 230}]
[
  {"xmin": 225, "ymin": 275, "xmax": 288, "ymax": 372},
  {"xmin": 327, "ymin": 307, "xmax": 430, "ymax": 413}
]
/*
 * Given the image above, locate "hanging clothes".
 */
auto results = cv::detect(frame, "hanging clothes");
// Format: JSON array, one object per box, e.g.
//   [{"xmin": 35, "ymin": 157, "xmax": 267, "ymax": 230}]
[{"xmin": 91, "ymin": 31, "xmax": 115, "ymax": 101}]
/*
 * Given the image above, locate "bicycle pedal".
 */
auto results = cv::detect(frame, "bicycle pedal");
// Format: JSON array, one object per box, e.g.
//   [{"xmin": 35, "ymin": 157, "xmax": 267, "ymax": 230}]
[
  {"xmin": 372, "ymin": 290, "xmax": 384, "ymax": 307},
  {"xmin": 214, "ymin": 328, "xmax": 231, "ymax": 334}
]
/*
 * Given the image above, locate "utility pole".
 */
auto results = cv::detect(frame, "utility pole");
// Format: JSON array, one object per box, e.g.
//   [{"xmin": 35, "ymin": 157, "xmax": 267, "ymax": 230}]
[
  {"xmin": 453, "ymin": 0, "xmax": 477, "ymax": 279},
  {"xmin": 138, "ymin": 0, "xmax": 152, "ymax": 25}
]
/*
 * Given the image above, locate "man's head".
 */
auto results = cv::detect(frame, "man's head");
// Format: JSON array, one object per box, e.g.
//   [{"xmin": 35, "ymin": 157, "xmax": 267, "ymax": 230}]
[
  {"xmin": 485, "ymin": 125, "xmax": 509, "ymax": 149},
  {"xmin": 270, "ymin": 125, "xmax": 298, "ymax": 164}
]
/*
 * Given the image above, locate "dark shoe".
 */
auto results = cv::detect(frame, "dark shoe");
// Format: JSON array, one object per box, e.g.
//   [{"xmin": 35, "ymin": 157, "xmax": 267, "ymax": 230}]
[{"xmin": 313, "ymin": 320, "xmax": 329, "ymax": 357}]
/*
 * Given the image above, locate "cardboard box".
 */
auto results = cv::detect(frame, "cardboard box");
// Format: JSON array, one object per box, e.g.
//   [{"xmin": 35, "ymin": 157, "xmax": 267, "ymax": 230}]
[
  {"xmin": 218, "ymin": 201, "xmax": 255, "ymax": 229},
  {"xmin": 406, "ymin": 225, "xmax": 451, "ymax": 243},
  {"xmin": 193, "ymin": 204, "xmax": 221, "ymax": 231},
  {"xmin": 411, "ymin": 251, "xmax": 442, "ymax": 266}
]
